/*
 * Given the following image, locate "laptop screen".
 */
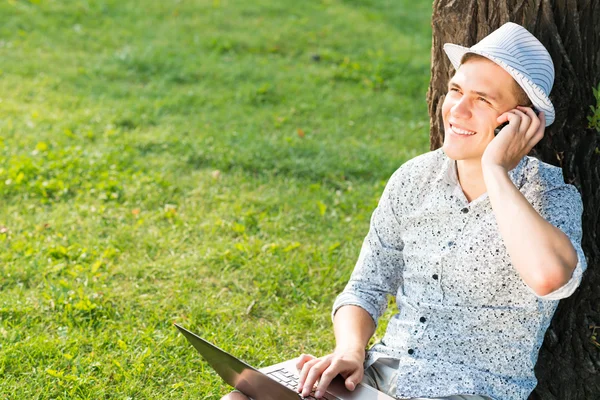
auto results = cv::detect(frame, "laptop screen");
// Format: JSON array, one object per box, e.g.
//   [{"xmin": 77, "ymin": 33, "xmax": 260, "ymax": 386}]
[{"xmin": 175, "ymin": 324, "xmax": 301, "ymax": 400}]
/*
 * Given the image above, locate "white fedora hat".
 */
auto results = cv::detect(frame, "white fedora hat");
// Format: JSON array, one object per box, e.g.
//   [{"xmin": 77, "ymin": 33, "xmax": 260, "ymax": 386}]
[{"xmin": 443, "ymin": 22, "xmax": 556, "ymax": 126}]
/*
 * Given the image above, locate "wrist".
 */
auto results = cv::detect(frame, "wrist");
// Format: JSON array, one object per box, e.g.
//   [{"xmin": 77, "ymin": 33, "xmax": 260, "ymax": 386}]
[
  {"xmin": 481, "ymin": 158, "xmax": 507, "ymax": 171},
  {"xmin": 482, "ymin": 163, "xmax": 514, "ymax": 199},
  {"xmin": 482, "ymin": 162, "xmax": 509, "ymax": 181},
  {"xmin": 334, "ymin": 345, "xmax": 366, "ymax": 358}
]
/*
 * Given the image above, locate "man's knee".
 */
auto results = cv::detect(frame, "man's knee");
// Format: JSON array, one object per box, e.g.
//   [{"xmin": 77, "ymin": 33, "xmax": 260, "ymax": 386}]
[{"xmin": 221, "ymin": 391, "xmax": 250, "ymax": 400}]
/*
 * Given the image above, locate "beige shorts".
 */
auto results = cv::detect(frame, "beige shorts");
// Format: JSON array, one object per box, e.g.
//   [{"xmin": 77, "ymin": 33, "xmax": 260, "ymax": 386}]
[{"xmin": 361, "ymin": 358, "xmax": 493, "ymax": 400}]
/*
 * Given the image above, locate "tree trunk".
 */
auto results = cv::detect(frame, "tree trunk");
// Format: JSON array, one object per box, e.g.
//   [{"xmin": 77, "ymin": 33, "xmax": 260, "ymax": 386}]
[{"xmin": 427, "ymin": 1, "xmax": 600, "ymax": 399}]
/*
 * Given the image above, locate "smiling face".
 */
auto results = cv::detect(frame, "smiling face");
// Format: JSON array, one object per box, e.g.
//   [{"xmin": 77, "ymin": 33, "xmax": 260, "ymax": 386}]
[{"xmin": 441, "ymin": 56, "xmax": 523, "ymax": 161}]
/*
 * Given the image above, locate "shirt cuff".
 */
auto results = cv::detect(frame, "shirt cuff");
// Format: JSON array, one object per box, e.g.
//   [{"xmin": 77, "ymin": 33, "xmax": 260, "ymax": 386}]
[
  {"xmin": 528, "ymin": 255, "xmax": 585, "ymax": 301},
  {"xmin": 331, "ymin": 292, "xmax": 380, "ymax": 327}
]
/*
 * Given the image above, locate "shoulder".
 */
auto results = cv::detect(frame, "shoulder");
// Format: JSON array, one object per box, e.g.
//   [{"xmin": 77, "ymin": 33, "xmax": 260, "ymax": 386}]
[
  {"xmin": 520, "ymin": 156, "xmax": 583, "ymax": 217},
  {"xmin": 522, "ymin": 156, "xmax": 567, "ymax": 189},
  {"xmin": 521, "ymin": 157, "xmax": 580, "ymax": 197},
  {"xmin": 381, "ymin": 150, "xmax": 447, "ymax": 211},
  {"xmin": 388, "ymin": 149, "xmax": 446, "ymax": 184}
]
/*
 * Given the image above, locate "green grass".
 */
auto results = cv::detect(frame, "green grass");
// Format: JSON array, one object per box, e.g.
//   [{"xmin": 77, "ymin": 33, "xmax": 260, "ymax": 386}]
[{"xmin": 0, "ymin": 0, "xmax": 432, "ymax": 398}]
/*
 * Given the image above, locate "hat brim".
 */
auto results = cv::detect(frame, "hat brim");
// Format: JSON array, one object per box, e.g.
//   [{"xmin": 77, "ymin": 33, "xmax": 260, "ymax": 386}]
[{"xmin": 443, "ymin": 43, "xmax": 555, "ymax": 127}]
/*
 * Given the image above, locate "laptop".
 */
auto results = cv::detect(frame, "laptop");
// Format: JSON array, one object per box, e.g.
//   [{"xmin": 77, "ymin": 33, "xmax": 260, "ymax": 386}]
[{"xmin": 174, "ymin": 324, "xmax": 395, "ymax": 400}]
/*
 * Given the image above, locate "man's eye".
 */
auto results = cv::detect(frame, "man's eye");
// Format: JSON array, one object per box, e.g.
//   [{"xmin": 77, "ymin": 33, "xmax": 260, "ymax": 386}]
[
  {"xmin": 449, "ymin": 88, "xmax": 460, "ymax": 93},
  {"xmin": 478, "ymin": 97, "xmax": 490, "ymax": 104}
]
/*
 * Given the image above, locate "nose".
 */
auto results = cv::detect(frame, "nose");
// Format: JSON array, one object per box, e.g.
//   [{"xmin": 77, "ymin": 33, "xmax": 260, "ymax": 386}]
[{"xmin": 450, "ymin": 96, "xmax": 472, "ymax": 119}]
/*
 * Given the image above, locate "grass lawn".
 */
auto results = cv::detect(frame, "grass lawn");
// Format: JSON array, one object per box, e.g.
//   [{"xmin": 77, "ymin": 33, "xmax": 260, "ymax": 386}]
[{"xmin": 0, "ymin": 0, "xmax": 432, "ymax": 398}]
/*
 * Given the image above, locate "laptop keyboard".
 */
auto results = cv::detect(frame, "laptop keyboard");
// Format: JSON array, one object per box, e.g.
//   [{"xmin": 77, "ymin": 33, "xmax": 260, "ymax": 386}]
[{"xmin": 266, "ymin": 368, "xmax": 340, "ymax": 400}]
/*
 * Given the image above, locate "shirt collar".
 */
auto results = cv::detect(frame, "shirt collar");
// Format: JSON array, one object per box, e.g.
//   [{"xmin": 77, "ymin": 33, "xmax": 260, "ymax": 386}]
[{"xmin": 439, "ymin": 149, "xmax": 529, "ymax": 189}]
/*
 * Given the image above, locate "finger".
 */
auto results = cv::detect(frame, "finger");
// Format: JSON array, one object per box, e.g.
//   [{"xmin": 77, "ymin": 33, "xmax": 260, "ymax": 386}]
[
  {"xmin": 510, "ymin": 109, "xmax": 535, "ymax": 137},
  {"xmin": 510, "ymin": 108, "xmax": 530, "ymax": 125},
  {"xmin": 314, "ymin": 360, "xmax": 344, "ymax": 397},
  {"xmin": 529, "ymin": 129, "xmax": 545, "ymax": 148},
  {"xmin": 516, "ymin": 105, "xmax": 536, "ymax": 118},
  {"xmin": 344, "ymin": 367, "xmax": 364, "ymax": 391},
  {"xmin": 523, "ymin": 122, "xmax": 545, "ymax": 153},
  {"xmin": 517, "ymin": 105, "xmax": 543, "ymax": 128},
  {"xmin": 298, "ymin": 357, "xmax": 328, "ymax": 395},
  {"xmin": 297, "ymin": 358, "xmax": 321, "ymax": 392},
  {"xmin": 496, "ymin": 112, "xmax": 511, "ymax": 125},
  {"xmin": 496, "ymin": 110, "xmax": 522, "ymax": 128},
  {"xmin": 516, "ymin": 106, "xmax": 541, "ymax": 134},
  {"xmin": 302, "ymin": 359, "xmax": 330, "ymax": 397},
  {"xmin": 296, "ymin": 354, "xmax": 316, "ymax": 371},
  {"xmin": 531, "ymin": 111, "xmax": 545, "ymax": 135},
  {"xmin": 518, "ymin": 112, "xmax": 542, "ymax": 144},
  {"xmin": 538, "ymin": 111, "xmax": 546, "ymax": 127}
]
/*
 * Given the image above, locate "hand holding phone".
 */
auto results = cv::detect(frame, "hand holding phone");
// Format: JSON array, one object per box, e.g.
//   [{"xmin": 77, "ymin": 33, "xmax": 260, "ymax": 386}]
[
  {"xmin": 483, "ymin": 106, "xmax": 545, "ymax": 171},
  {"xmin": 494, "ymin": 107, "xmax": 540, "ymax": 135}
]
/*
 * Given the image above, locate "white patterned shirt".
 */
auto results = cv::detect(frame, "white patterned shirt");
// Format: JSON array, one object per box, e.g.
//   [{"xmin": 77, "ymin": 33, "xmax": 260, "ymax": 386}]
[{"xmin": 332, "ymin": 149, "xmax": 587, "ymax": 400}]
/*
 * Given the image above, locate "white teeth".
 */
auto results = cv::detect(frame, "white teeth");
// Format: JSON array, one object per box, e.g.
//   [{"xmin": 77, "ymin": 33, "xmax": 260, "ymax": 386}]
[{"xmin": 451, "ymin": 125, "xmax": 476, "ymax": 135}]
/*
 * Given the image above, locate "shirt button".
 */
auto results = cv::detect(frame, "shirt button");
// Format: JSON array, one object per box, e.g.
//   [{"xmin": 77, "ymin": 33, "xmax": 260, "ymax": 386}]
[
  {"xmin": 447, "ymin": 241, "xmax": 455, "ymax": 247},
  {"xmin": 461, "ymin": 207, "xmax": 469, "ymax": 213},
  {"xmin": 420, "ymin": 316, "xmax": 427, "ymax": 323},
  {"xmin": 432, "ymin": 274, "xmax": 439, "ymax": 280},
  {"xmin": 408, "ymin": 348, "xmax": 414, "ymax": 355}
]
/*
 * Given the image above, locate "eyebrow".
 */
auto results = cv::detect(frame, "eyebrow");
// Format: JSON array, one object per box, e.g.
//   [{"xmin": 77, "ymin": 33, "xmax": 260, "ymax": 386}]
[{"xmin": 448, "ymin": 82, "xmax": 501, "ymax": 103}]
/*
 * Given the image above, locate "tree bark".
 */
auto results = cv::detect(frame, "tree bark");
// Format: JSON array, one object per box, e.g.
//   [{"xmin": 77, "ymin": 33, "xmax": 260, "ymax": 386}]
[{"xmin": 427, "ymin": 1, "xmax": 600, "ymax": 399}]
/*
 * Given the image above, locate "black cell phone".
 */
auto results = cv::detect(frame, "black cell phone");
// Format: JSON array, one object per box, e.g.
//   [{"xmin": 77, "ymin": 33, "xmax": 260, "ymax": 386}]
[
  {"xmin": 494, "ymin": 107, "xmax": 539, "ymax": 135},
  {"xmin": 494, "ymin": 122, "xmax": 509, "ymax": 135}
]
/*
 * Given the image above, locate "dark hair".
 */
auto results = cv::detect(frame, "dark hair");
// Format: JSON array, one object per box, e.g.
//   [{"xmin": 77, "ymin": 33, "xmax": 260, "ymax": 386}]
[{"xmin": 460, "ymin": 53, "xmax": 533, "ymax": 107}]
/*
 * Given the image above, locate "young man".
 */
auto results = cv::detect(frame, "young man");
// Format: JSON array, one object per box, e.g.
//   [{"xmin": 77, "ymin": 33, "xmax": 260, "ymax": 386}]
[{"xmin": 223, "ymin": 22, "xmax": 587, "ymax": 400}]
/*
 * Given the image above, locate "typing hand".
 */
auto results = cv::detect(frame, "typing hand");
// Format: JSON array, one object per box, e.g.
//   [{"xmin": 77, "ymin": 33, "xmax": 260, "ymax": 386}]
[{"xmin": 295, "ymin": 349, "xmax": 364, "ymax": 399}]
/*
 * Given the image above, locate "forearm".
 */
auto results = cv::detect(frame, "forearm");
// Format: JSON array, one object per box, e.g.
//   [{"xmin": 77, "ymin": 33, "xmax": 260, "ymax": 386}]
[
  {"xmin": 483, "ymin": 165, "xmax": 578, "ymax": 295},
  {"xmin": 333, "ymin": 305, "xmax": 375, "ymax": 353}
]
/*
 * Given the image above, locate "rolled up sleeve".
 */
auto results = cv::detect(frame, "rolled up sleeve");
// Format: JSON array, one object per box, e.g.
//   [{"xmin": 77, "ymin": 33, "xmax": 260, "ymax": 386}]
[
  {"xmin": 526, "ymin": 184, "xmax": 587, "ymax": 300},
  {"xmin": 332, "ymin": 169, "xmax": 406, "ymax": 326}
]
